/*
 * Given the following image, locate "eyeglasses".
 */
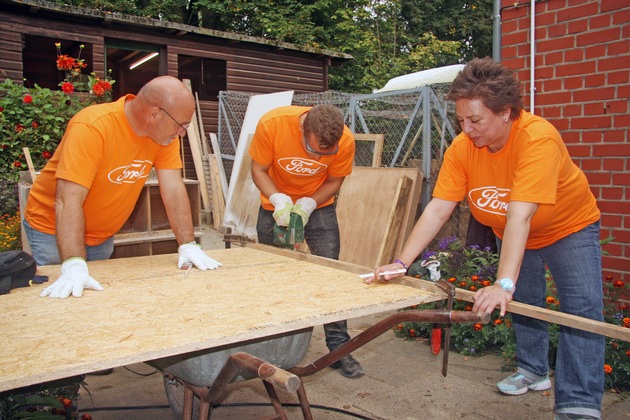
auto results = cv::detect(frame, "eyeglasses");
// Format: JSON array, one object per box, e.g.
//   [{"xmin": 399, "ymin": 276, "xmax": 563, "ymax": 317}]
[
  {"xmin": 159, "ymin": 107, "xmax": 190, "ymax": 131},
  {"xmin": 303, "ymin": 134, "xmax": 338, "ymax": 156}
]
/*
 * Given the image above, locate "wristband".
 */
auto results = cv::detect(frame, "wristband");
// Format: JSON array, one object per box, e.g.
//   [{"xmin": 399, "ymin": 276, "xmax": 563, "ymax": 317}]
[{"xmin": 394, "ymin": 259, "xmax": 408, "ymax": 271}]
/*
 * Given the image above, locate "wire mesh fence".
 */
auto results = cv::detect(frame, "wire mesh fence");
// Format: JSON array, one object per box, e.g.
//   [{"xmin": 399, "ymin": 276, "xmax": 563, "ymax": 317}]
[{"xmin": 216, "ymin": 87, "xmax": 471, "ymax": 250}]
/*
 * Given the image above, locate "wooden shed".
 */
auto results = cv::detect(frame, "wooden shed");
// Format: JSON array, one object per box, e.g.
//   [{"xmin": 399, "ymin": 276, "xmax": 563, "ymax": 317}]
[{"xmin": 0, "ymin": 0, "xmax": 352, "ymax": 177}]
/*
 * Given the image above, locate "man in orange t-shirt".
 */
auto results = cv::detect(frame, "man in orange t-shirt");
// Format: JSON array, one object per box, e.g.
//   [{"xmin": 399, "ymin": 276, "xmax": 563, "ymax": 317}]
[
  {"xmin": 249, "ymin": 104, "xmax": 363, "ymax": 378},
  {"xmin": 24, "ymin": 76, "xmax": 221, "ymax": 300}
]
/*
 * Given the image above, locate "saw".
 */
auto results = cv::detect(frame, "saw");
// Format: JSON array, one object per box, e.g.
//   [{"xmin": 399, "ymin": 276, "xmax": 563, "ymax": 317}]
[{"xmin": 273, "ymin": 212, "xmax": 304, "ymax": 250}]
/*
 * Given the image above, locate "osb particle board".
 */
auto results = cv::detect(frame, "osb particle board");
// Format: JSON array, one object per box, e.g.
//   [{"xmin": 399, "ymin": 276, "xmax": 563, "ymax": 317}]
[{"xmin": 0, "ymin": 246, "xmax": 441, "ymax": 392}]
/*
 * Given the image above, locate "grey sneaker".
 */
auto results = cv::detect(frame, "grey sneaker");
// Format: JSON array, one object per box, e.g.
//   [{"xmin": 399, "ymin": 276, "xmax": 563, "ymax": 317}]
[
  {"xmin": 496, "ymin": 372, "xmax": 551, "ymax": 395},
  {"xmin": 330, "ymin": 355, "xmax": 364, "ymax": 378}
]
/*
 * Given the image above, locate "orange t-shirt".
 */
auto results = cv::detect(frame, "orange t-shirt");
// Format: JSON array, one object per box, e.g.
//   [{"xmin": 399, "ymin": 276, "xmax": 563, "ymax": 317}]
[
  {"xmin": 25, "ymin": 95, "xmax": 182, "ymax": 246},
  {"xmin": 433, "ymin": 111, "xmax": 600, "ymax": 249},
  {"xmin": 249, "ymin": 106, "xmax": 355, "ymax": 210}
]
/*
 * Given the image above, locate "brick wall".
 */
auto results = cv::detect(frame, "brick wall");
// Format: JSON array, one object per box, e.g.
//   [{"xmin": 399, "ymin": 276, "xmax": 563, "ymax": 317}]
[{"xmin": 501, "ymin": 0, "xmax": 630, "ymax": 282}]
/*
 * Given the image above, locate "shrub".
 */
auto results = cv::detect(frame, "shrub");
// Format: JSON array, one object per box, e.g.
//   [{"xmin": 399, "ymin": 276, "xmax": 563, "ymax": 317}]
[
  {"xmin": 395, "ymin": 235, "xmax": 630, "ymax": 391},
  {"xmin": 0, "ymin": 212, "xmax": 21, "ymax": 252}
]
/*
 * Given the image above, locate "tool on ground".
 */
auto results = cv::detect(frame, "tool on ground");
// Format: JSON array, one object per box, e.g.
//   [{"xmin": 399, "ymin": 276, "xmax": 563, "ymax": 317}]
[
  {"xmin": 273, "ymin": 212, "xmax": 304, "ymax": 250},
  {"xmin": 358, "ymin": 268, "xmax": 407, "ymax": 279},
  {"xmin": 433, "ymin": 279, "xmax": 456, "ymax": 376}
]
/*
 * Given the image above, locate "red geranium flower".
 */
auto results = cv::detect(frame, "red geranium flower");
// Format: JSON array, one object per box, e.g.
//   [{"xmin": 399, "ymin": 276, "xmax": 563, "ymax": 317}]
[
  {"xmin": 15, "ymin": 124, "xmax": 24, "ymax": 133},
  {"xmin": 626, "ymin": 350, "xmax": 630, "ymax": 357},
  {"xmin": 0, "ymin": 106, "xmax": 4, "ymax": 112},
  {"xmin": 13, "ymin": 161, "xmax": 22, "ymax": 168},
  {"xmin": 23, "ymin": 95, "xmax": 33, "ymax": 104},
  {"xmin": 32, "ymin": 121, "xmax": 39, "ymax": 128},
  {"xmin": 42, "ymin": 151, "xmax": 52, "ymax": 159},
  {"xmin": 61, "ymin": 81, "xmax": 75, "ymax": 94},
  {"xmin": 613, "ymin": 280, "xmax": 625, "ymax": 288}
]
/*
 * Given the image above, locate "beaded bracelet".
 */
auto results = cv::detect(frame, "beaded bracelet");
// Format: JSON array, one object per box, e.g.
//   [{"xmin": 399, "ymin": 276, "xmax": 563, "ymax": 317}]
[{"xmin": 394, "ymin": 259, "xmax": 408, "ymax": 271}]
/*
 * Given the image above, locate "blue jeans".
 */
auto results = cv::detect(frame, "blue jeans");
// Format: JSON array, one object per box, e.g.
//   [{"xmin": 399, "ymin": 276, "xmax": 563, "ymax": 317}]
[
  {"xmin": 507, "ymin": 221, "xmax": 604, "ymax": 418},
  {"xmin": 257, "ymin": 204, "xmax": 350, "ymax": 351},
  {"xmin": 23, "ymin": 219, "xmax": 114, "ymax": 266}
]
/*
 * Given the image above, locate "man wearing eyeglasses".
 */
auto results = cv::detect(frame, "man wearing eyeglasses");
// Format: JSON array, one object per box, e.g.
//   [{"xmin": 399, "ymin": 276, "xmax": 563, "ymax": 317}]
[
  {"xmin": 24, "ymin": 76, "xmax": 222, "ymax": 302},
  {"xmin": 249, "ymin": 104, "xmax": 363, "ymax": 378}
]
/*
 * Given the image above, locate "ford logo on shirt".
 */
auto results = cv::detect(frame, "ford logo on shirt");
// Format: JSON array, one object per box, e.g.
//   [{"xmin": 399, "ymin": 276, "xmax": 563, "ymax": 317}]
[
  {"xmin": 108, "ymin": 160, "xmax": 152, "ymax": 184},
  {"xmin": 278, "ymin": 158, "xmax": 328, "ymax": 176},
  {"xmin": 468, "ymin": 186, "xmax": 510, "ymax": 216}
]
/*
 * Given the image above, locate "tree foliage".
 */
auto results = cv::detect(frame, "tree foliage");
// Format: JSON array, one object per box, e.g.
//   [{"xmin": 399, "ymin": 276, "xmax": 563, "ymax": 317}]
[{"xmin": 49, "ymin": 0, "xmax": 493, "ymax": 93}]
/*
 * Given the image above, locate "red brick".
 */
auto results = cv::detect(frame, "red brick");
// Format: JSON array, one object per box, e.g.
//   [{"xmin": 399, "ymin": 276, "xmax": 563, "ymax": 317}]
[
  {"xmin": 585, "ymin": 74, "xmax": 606, "ymax": 87},
  {"xmin": 581, "ymin": 158, "xmax": 602, "ymax": 170},
  {"xmin": 538, "ymin": 37, "xmax": 576, "ymax": 53},
  {"xmin": 568, "ymin": 19, "xmax": 588, "ymax": 34},
  {"xmin": 601, "ymin": 214, "xmax": 623, "ymax": 228},
  {"xmin": 603, "ymin": 0, "xmax": 630, "ymax": 13},
  {"xmin": 618, "ymin": 85, "xmax": 630, "ymax": 100},
  {"xmin": 582, "ymin": 130, "xmax": 604, "ymax": 143},
  {"xmin": 571, "ymin": 115, "xmax": 613, "ymax": 129},
  {"xmin": 544, "ymin": 51, "xmax": 563, "ymax": 65},
  {"xmin": 502, "ymin": 45, "xmax": 518, "ymax": 59},
  {"xmin": 543, "ymin": 79, "xmax": 562, "ymax": 92},
  {"xmin": 613, "ymin": 113, "xmax": 630, "ymax": 128},
  {"xmin": 548, "ymin": 23, "xmax": 567, "ymax": 38},
  {"xmin": 585, "ymin": 45, "xmax": 606, "ymax": 59},
  {"xmin": 502, "ymin": 57, "xmax": 526, "ymax": 71},
  {"xmin": 589, "ymin": 14, "xmax": 612, "ymax": 29},
  {"xmin": 598, "ymin": 57, "xmax": 630, "ymax": 72},
  {"xmin": 542, "ymin": 106, "xmax": 561, "ymax": 118},
  {"xmin": 503, "ymin": 31, "xmax": 529, "ymax": 46},
  {"xmin": 536, "ymin": 10, "xmax": 556, "ymax": 26},
  {"xmin": 586, "ymin": 172, "xmax": 613, "ymax": 186},
  {"xmin": 517, "ymin": 44, "xmax": 532, "ymax": 56},
  {"xmin": 558, "ymin": 3, "xmax": 600, "ymax": 22},
  {"xmin": 502, "ymin": 18, "xmax": 518, "ymax": 33},
  {"xmin": 602, "ymin": 255, "xmax": 630, "ymax": 272},
  {"xmin": 566, "ymin": 144, "xmax": 592, "ymax": 157},
  {"xmin": 614, "ymin": 229, "xmax": 630, "ymax": 245},
  {"xmin": 564, "ymin": 48, "xmax": 584, "ymax": 62},
  {"xmin": 613, "ymin": 173, "xmax": 630, "ymax": 185},
  {"xmin": 604, "ymin": 158, "xmax": 626, "ymax": 171},
  {"xmin": 535, "ymin": 26, "xmax": 547, "ymax": 39},
  {"xmin": 567, "ymin": 0, "xmax": 591, "ymax": 6},
  {"xmin": 556, "ymin": 61, "xmax": 596, "ymax": 76},
  {"xmin": 606, "ymin": 100, "xmax": 628, "ymax": 114},
  {"xmin": 602, "ymin": 187, "xmax": 623, "ymax": 200},
  {"xmin": 577, "ymin": 28, "xmax": 622, "ymax": 46},
  {"xmin": 593, "ymin": 143, "xmax": 630, "ymax": 157},
  {"xmin": 574, "ymin": 87, "xmax": 616, "ymax": 102},
  {"xmin": 607, "ymin": 41, "xmax": 629, "ymax": 56},
  {"xmin": 611, "ymin": 8, "xmax": 630, "ymax": 24},
  {"xmin": 536, "ymin": 91, "xmax": 573, "ymax": 105},
  {"xmin": 563, "ymin": 77, "xmax": 583, "ymax": 90},
  {"xmin": 584, "ymin": 102, "xmax": 605, "ymax": 115},
  {"xmin": 603, "ymin": 130, "xmax": 627, "ymax": 143}
]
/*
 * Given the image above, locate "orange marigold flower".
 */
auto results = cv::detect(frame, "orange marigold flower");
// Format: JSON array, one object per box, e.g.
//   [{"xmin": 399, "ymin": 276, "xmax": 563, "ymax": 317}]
[
  {"xmin": 448, "ymin": 277, "xmax": 456, "ymax": 283},
  {"xmin": 409, "ymin": 329, "xmax": 416, "ymax": 337},
  {"xmin": 465, "ymin": 305, "xmax": 472, "ymax": 311},
  {"xmin": 471, "ymin": 275, "xmax": 479, "ymax": 282},
  {"xmin": 469, "ymin": 285, "xmax": 477, "ymax": 291},
  {"xmin": 604, "ymin": 364, "xmax": 612, "ymax": 374},
  {"xmin": 81, "ymin": 414, "xmax": 93, "ymax": 420},
  {"xmin": 623, "ymin": 317, "xmax": 630, "ymax": 327},
  {"xmin": 473, "ymin": 323, "xmax": 483, "ymax": 331},
  {"xmin": 481, "ymin": 280, "xmax": 491, "ymax": 287},
  {"xmin": 605, "ymin": 275, "xmax": 613, "ymax": 280},
  {"xmin": 61, "ymin": 397, "xmax": 72, "ymax": 408},
  {"xmin": 613, "ymin": 280, "xmax": 625, "ymax": 288},
  {"xmin": 459, "ymin": 281, "xmax": 467, "ymax": 287},
  {"xmin": 494, "ymin": 319, "xmax": 503, "ymax": 325},
  {"xmin": 546, "ymin": 296, "xmax": 556, "ymax": 305}
]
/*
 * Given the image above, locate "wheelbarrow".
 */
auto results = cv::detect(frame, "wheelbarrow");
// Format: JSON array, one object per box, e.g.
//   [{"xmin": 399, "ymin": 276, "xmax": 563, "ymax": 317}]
[{"xmin": 149, "ymin": 306, "xmax": 489, "ymax": 420}]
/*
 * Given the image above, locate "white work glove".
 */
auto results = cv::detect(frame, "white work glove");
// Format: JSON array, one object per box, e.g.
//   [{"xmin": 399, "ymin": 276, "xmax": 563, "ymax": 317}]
[
  {"xmin": 40, "ymin": 258, "xmax": 103, "ymax": 299},
  {"xmin": 178, "ymin": 242, "xmax": 222, "ymax": 270},
  {"xmin": 292, "ymin": 197, "xmax": 317, "ymax": 226},
  {"xmin": 269, "ymin": 193, "xmax": 294, "ymax": 227}
]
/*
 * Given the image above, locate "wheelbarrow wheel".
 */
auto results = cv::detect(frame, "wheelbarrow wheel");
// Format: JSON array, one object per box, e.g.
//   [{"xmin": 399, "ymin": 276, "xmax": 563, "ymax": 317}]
[{"xmin": 163, "ymin": 375, "xmax": 200, "ymax": 419}]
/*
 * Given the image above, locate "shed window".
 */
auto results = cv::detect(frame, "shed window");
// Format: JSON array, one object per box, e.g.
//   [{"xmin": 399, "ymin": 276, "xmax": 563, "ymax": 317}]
[
  {"xmin": 178, "ymin": 55, "xmax": 226, "ymax": 101},
  {"xmin": 22, "ymin": 35, "xmax": 93, "ymax": 90}
]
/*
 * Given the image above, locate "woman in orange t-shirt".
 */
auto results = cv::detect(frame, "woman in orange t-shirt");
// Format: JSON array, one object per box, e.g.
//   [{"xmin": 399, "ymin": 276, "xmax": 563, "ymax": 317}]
[{"xmin": 368, "ymin": 58, "xmax": 603, "ymax": 420}]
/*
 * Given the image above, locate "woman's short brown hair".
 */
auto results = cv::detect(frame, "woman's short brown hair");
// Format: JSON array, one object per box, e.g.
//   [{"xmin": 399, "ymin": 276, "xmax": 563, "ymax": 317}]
[
  {"xmin": 303, "ymin": 104, "xmax": 345, "ymax": 150},
  {"xmin": 447, "ymin": 57, "xmax": 524, "ymax": 120}
]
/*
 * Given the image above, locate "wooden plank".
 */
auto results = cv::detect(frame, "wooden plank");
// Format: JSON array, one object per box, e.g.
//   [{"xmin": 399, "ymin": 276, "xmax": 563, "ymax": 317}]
[
  {"xmin": 182, "ymin": 79, "xmax": 211, "ymax": 213},
  {"xmin": 223, "ymin": 91, "xmax": 293, "ymax": 238},
  {"xmin": 336, "ymin": 167, "xmax": 421, "ymax": 268},
  {"xmin": 0, "ymin": 246, "xmax": 442, "ymax": 392},
  {"xmin": 376, "ymin": 175, "xmax": 412, "ymax": 266},
  {"xmin": 209, "ymin": 133, "xmax": 228, "ymax": 202},
  {"xmin": 353, "ymin": 134, "xmax": 384, "ymax": 167}
]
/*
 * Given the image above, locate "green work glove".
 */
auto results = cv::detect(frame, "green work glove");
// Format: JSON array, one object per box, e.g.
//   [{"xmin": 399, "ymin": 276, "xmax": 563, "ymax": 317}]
[
  {"xmin": 269, "ymin": 193, "xmax": 294, "ymax": 227},
  {"xmin": 292, "ymin": 197, "xmax": 317, "ymax": 226}
]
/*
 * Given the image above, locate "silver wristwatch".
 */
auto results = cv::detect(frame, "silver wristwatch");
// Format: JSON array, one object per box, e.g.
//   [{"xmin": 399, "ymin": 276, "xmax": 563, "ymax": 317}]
[{"xmin": 497, "ymin": 277, "xmax": 515, "ymax": 293}]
